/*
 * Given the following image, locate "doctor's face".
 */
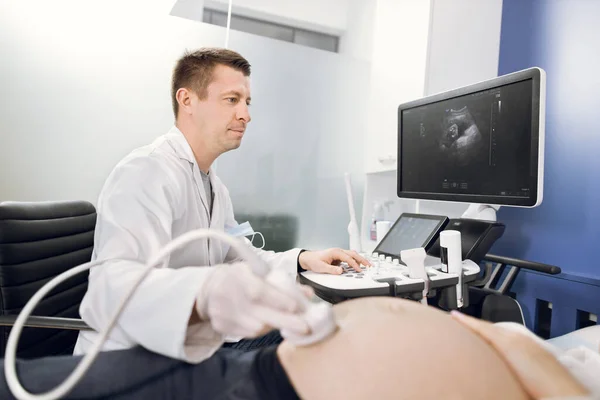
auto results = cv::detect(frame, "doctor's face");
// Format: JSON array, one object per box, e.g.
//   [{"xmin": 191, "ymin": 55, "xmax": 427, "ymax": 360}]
[{"xmin": 192, "ymin": 64, "xmax": 252, "ymax": 154}]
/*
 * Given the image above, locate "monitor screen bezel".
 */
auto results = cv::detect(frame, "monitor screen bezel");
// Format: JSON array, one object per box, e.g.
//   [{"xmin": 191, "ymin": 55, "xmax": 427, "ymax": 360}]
[
  {"xmin": 374, "ymin": 213, "xmax": 449, "ymax": 259},
  {"xmin": 396, "ymin": 67, "xmax": 545, "ymax": 207}
]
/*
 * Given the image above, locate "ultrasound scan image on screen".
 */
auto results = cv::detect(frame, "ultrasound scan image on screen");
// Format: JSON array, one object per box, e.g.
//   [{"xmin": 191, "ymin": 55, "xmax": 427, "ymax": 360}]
[
  {"xmin": 376, "ymin": 216, "xmax": 442, "ymax": 257},
  {"xmin": 401, "ymin": 79, "xmax": 534, "ymax": 199}
]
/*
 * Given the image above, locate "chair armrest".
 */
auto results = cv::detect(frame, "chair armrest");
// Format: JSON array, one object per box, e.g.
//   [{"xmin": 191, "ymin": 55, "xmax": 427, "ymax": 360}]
[
  {"xmin": 0, "ymin": 315, "xmax": 93, "ymax": 331},
  {"xmin": 484, "ymin": 254, "xmax": 561, "ymax": 275},
  {"xmin": 476, "ymin": 255, "xmax": 562, "ymax": 295}
]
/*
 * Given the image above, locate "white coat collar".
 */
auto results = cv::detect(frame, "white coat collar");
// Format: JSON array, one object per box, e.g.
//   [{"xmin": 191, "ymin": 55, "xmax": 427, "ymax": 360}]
[
  {"xmin": 165, "ymin": 125, "xmax": 218, "ymax": 219},
  {"xmin": 165, "ymin": 126, "xmax": 197, "ymax": 164},
  {"xmin": 165, "ymin": 125, "xmax": 216, "ymax": 175}
]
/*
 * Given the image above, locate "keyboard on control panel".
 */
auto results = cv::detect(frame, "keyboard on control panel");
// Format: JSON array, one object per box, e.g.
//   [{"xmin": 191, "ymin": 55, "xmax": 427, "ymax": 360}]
[{"xmin": 339, "ymin": 261, "xmax": 412, "ymax": 281}]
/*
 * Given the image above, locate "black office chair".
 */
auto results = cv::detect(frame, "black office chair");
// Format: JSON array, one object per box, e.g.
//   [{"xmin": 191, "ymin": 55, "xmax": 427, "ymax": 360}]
[
  {"xmin": 464, "ymin": 254, "xmax": 561, "ymax": 324},
  {"xmin": 0, "ymin": 200, "xmax": 95, "ymax": 359}
]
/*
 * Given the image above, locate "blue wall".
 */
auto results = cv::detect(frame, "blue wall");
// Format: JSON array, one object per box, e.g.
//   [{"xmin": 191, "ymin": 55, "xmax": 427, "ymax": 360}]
[{"xmin": 492, "ymin": 0, "xmax": 600, "ymax": 278}]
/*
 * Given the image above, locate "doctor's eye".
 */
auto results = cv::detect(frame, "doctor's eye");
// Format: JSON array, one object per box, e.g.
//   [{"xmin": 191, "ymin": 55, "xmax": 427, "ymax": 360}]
[{"xmin": 226, "ymin": 97, "xmax": 238, "ymax": 104}]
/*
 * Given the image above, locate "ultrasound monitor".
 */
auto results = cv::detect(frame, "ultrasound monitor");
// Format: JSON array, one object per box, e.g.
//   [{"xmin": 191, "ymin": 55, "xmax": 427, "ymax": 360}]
[
  {"xmin": 397, "ymin": 67, "xmax": 546, "ymax": 207},
  {"xmin": 374, "ymin": 213, "xmax": 448, "ymax": 259}
]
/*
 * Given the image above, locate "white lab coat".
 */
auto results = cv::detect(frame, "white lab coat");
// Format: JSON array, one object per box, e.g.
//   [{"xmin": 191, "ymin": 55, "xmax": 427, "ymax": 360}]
[{"xmin": 73, "ymin": 126, "xmax": 301, "ymax": 363}]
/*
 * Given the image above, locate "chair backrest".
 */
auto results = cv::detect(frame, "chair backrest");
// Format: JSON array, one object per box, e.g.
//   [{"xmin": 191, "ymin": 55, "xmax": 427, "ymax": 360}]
[
  {"xmin": 234, "ymin": 213, "xmax": 298, "ymax": 252},
  {"xmin": 461, "ymin": 286, "xmax": 526, "ymax": 325},
  {"xmin": 0, "ymin": 200, "xmax": 96, "ymax": 358},
  {"xmin": 480, "ymin": 293, "xmax": 525, "ymax": 324}
]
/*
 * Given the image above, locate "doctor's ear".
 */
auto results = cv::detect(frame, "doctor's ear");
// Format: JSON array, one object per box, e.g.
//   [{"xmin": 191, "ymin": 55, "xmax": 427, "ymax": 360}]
[{"xmin": 176, "ymin": 88, "xmax": 194, "ymax": 114}]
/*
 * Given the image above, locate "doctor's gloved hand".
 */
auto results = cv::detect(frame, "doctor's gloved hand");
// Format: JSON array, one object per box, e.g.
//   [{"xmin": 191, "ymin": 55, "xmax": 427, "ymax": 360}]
[
  {"xmin": 299, "ymin": 248, "xmax": 371, "ymax": 274},
  {"xmin": 195, "ymin": 262, "xmax": 311, "ymax": 339}
]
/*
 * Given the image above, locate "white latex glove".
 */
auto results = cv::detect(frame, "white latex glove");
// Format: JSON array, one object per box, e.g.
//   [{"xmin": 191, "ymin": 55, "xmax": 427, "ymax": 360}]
[{"xmin": 195, "ymin": 262, "xmax": 311, "ymax": 339}]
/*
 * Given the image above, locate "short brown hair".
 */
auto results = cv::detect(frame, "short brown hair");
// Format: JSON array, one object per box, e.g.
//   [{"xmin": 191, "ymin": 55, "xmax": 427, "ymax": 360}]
[{"xmin": 171, "ymin": 47, "xmax": 251, "ymax": 118}]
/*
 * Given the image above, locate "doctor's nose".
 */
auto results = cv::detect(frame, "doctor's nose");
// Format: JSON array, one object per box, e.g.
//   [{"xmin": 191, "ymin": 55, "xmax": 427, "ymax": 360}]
[{"xmin": 236, "ymin": 104, "xmax": 251, "ymax": 124}]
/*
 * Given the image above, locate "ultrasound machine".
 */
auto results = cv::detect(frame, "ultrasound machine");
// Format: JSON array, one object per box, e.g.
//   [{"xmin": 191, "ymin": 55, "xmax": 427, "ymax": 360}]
[{"xmin": 300, "ymin": 67, "xmax": 546, "ymax": 310}]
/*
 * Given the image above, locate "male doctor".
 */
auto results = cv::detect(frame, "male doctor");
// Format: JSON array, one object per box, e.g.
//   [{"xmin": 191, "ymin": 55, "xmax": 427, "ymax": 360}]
[{"xmin": 74, "ymin": 47, "xmax": 368, "ymax": 363}]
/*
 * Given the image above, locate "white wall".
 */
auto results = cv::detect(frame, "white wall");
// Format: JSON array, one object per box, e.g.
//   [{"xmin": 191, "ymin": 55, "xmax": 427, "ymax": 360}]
[
  {"xmin": 0, "ymin": 0, "xmax": 369, "ymax": 250},
  {"xmin": 365, "ymin": 0, "xmax": 432, "ymax": 173},
  {"xmin": 425, "ymin": 0, "xmax": 503, "ymax": 95},
  {"xmin": 337, "ymin": 0, "xmax": 375, "ymax": 62},
  {"xmin": 0, "ymin": 0, "xmax": 215, "ymax": 204},
  {"xmin": 170, "ymin": 0, "xmax": 205, "ymax": 22},
  {"xmin": 204, "ymin": 0, "xmax": 349, "ymax": 35}
]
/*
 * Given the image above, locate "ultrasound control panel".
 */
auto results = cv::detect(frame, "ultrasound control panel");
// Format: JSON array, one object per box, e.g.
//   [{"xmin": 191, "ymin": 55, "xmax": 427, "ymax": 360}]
[{"xmin": 299, "ymin": 251, "xmax": 480, "ymax": 308}]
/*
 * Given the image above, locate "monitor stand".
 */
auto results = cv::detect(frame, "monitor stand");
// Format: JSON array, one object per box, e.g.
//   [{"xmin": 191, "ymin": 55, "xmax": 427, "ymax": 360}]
[{"xmin": 461, "ymin": 203, "xmax": 500, "ymax": 222}]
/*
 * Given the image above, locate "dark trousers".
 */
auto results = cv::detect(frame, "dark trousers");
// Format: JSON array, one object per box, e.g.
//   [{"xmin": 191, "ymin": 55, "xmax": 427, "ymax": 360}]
[
  {"xmin": 222, "ymin": 330, "xmax": 284, "ymax": 351},
  {"xmin": 0, "ymin": 332, "xmax": 284, "ymax": 400}
]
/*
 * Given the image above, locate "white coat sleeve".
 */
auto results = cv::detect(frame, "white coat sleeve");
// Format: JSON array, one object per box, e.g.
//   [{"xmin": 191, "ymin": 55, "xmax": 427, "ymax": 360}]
[
  {"xmin": 229, "ymin": 239, "xmax": 302, "ymax": 279},
  {"xmin": 221, "ymin": 192, "xmax": 302, "ymax": 278},
  {"xmin": 79, "ymin": 156, "xmax": 224, "ymax": 363}
]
